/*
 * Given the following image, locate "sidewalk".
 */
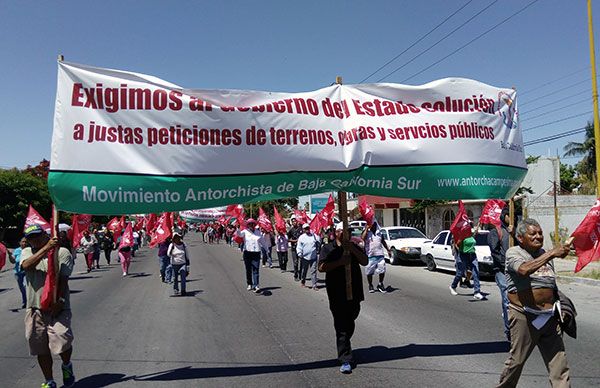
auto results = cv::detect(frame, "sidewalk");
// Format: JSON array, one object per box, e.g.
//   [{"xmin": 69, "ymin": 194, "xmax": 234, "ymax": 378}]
[{"xmin": 554, "ymin": 257, "xmax": 600, "ymax": 287}]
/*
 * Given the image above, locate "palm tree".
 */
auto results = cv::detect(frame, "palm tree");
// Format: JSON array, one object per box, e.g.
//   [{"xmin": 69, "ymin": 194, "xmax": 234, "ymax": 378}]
[{"xmin": 563, "ymin": 121, "xmax": 596, "ymax": 183}]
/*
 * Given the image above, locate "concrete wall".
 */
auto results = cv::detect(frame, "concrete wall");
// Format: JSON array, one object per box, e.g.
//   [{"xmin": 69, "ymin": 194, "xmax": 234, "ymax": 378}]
[
  {"xmin": 425, "ymin": 201, "xmax": 485, "ymax": 239},
  {"xmin": 525, "ymin": 195, "xmax": 596, "ymax": 250},
  {"xmin": 521, "ymin": 157, "xmax": 559, "ymax": 195}
]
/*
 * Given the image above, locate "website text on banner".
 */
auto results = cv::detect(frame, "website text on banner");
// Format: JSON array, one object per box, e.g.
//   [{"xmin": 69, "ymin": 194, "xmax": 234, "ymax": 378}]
[{"xmin": 49, "ymin": 61, "xmax": 526, "ymax": 214}]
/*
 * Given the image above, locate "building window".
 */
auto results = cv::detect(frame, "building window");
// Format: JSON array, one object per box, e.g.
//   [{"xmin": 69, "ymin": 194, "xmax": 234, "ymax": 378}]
[{"xmin": 443, "ymin": 209, "xmax": 455, "ymax": 230}]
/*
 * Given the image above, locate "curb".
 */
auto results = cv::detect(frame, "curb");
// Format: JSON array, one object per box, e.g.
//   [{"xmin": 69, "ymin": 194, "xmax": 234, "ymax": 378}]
[{"xmin": 557, "ymin": 275, "xmax": 600, "ymax": 288}]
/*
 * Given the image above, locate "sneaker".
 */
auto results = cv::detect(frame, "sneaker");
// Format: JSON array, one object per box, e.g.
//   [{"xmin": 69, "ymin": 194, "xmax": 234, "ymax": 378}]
[
  {"xmin": 174, "ymin": 289, "xmax": 180, "ymax": 295},
  {"xmin": 62, "ymin": 362, "xmax": 75, "ymax": 387},
  {"xmin": 312, "ymin": 286, "xmax": 318, "ymax": 291},
  {"xmin": 473, "ymin": 292, "xmax": 486, "ymax": 300},
  {"xmin": 254, "ymin": 287, "xmax": 261, "ymax": 293},
  {"xmin": 368, "ymin": 285, "xmax": 375, "ymax": 293},
  {"xmin": 122, "ymin": 272, "xmax": 127, "ymax": 277},
  {"xmin": 247, "ymin": 285, "xmax": 252, "ymax": 291},
  {"xmin": 449, "ymin": 285, "xmax": 458, "ymax": 296},
  {"xmin": 41, "ymin": 380, "xmax": 57, "ymax": 388},
  {"xmin": 339, "ymin": 362, "xmax": 352, "ymax": 374},
  {"xmin": 377, "ymin": 283, "xmax": 387, "ymax": 293}
]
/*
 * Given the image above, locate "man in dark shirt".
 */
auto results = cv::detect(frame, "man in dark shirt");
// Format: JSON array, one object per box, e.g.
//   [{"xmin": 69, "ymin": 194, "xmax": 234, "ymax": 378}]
[
  {"xmin": 487, "ymin": 206, "xmax": 512, "ymax": 341},
  {"xmin": 287, "ymin": 216, "xmax": 303, "ymax": 281},
  {"xmin": 318, "ymin": 223, "xmax": 368, "ymax": 374}
]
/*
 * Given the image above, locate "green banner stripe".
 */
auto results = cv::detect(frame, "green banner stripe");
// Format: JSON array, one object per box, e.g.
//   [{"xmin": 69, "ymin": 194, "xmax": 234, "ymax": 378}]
[{"xmin": 48, "ymin": 164, "xmax": 527, "ymax": 215}]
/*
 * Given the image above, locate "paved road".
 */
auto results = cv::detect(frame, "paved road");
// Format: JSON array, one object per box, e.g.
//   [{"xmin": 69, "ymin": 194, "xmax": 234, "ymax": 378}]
[{"xmin": 1, "ymin": 234, "xmax": 599, "ymax": 387}]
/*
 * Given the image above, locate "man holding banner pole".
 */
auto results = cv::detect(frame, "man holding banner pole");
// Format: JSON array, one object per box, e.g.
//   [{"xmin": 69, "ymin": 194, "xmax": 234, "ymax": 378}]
[{"xmin": 20, "ymin": 225, "xmax": 75, "ymax": 388}]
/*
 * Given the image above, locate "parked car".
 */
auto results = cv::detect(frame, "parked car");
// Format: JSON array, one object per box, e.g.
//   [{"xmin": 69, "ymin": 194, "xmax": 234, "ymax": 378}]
[
  {"xmin": 349, "ymin": 220, "xmax": 367, "ymax": 228},
  {"xmin": 378, "ymin": 226, "xmax": 430, "ymax": 265},
  {"xmin": 420, "ymin": 230, "xmax": 494, "ymax": 276}
]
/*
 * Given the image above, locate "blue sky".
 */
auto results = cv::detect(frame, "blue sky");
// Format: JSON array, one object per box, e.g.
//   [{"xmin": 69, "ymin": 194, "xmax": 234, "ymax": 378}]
[{"xmin": 0, "ymin": 0, "xmax": 596, "ymax": 168}]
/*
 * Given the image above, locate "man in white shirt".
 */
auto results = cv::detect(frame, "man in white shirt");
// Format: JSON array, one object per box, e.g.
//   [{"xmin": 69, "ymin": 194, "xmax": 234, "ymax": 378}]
[
  {"xmin": 296, "ymin": 223, "xmax": 321, "ymax": 290},
  {"xmin": 361, "ymin": 222, "xmax": 391, "ymax": 293}
]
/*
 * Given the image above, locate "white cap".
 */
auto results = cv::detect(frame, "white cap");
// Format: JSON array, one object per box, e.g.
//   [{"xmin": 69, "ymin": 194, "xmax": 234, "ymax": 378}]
[
  {"xmin": 302, "ymin": 223, "xmax": 310, "ymax": 229},
  {"xmin": 335, "ymin": 223, "xmax": 343, "ymax": 231}
]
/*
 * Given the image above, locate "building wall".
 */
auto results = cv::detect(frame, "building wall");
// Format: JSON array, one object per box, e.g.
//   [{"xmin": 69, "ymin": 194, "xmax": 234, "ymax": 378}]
[
  {"xmin": 525, "ymin": 195, "xmax": 596, "ymax": 250},
  {"xmin": 426, "ymin": 202, "xmax": 485, "ymax": 239}
]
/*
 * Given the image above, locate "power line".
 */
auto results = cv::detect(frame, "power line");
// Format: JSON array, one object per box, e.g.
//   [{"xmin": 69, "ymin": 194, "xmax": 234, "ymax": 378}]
[
  {"xmin": 519, "ymin": 67, "xmax": 590, "ymax": 96},
  {"xmin": 519, "ymin": 97, "xmax": 590, "ymax": 120},
  {"xmin": 401, "ymin": 0, "xmax": 540, "ymax": 83},
  {"xmin": 376, "ymin": 0, "xmax": 497, "ymax": 82},
  {"xmin": 522, "ymin": 111, "xmax": 592, "ymax": 133},
  {"xmin": 519, "ymin": 90, "xmax": 590, "ymax": 114},
  {"xmin": 358, "ymin": 0, "xmax": 474, "ymax": 83},
  {"xmin": 523, "ymin": 126, "xmax": 587, "ymax": 146},
  {"xmin": 519, "ymin": 79, "xmax": 590, "ymax": 107}
]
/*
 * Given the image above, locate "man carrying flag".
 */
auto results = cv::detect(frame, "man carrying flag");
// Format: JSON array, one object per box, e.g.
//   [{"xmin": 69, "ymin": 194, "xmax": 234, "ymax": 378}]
[{"xmin": 20, "ymin": 225, "xmax": 75, "ymax": 388}]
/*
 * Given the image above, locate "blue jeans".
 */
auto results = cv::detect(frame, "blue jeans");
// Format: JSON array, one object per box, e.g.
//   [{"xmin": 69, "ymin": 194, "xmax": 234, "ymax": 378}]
[
  {"xmin": 495, "ymin": 271, "xmax": 510, "ymax": 339},
  {"xmin": 15, "ymin": 273, "xmax": 26, "ymax": 306},
  {"xmin": 172, "ymin": 264, "xmax": 187, "ymax": 293},
  {"xmin": 243, "ymin": 251, "xmax": 261, "ymax": 288},
  {"xmin": 158, "ymin": 255, "xmax": 172, "ymax": 282},
  {"xmin": 451, "ymin": 252, "xmax": 481, "ymax": 293},
  {"xmin": 261, "ymin": 247, "xmax": 273, "ymax": 267}
]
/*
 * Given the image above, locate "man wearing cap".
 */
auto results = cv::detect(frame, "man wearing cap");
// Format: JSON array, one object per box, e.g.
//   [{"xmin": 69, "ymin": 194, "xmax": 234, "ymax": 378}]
[
  {"xmin": 296, "ymin": 223, "xmax": 321, "ymax": 289},
  {"xmin": 237, "ymin": 219, "xmax": 264, "ymax": 293},
  {"xmin": 318, "ymin": 223, "xmax": 368, "ymax": 374},
  {"xmin": 20, "ymin": 225, "xmax": 75, "ymax": 388},
  {"xmin": 287, "ymin": 216, "xmax": 303, "ymax": 281}
]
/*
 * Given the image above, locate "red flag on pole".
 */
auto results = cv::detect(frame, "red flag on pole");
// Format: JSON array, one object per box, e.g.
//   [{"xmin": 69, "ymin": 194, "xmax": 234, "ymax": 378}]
[
  {"xmin": 320, "ymin": 194, "xmax": 336, "ymax": 227},
  {"xmin": 358, "ymin": 196, "xmax": 375, "ymax": 225},
  {"xmin": 226, "ymin": 204, "xmax": 245, "ymax": 225},
  {"xmin": 146, "ymin": 213, "xmax": 157, "ymax": 233},
  {"xmin": 119, "ymin": 222, "xmax": 134, "ymax": 249},
  {"xmin": 40, "ymin": 205, "xmax": 58, "ymax": 311},
  {"xmin": 273, "ymin": 206, "xmax": 286, "ymax": 234},
  {"xmin": 571, "ymin": 199, "xmax": 600, "ymax": 273},
  {"xmin": 479, "ymin": 199, "xmax": 506, "ymax": 227},
  {"xmin": 69, "ymin": 214, "xmax": 92, "ymax": 248},
  {"xmin": 293, "ymin": 209, "xmax": 309, "ymax": 224},
  {"xmin": 450, "ymin": 200, "xmax": 472, "ymax": 245},
  {"xmin": 309, "ymin": 211, "xmax": 322, "ymax": 234},
  {"xmin": 149, "ymin": 213, "xmax": 173, "ymax": 247},
  {"xmin": 107, "ymin": 216, "xmax": 123, "ymax": 242},
  {"xmin": 258, "ymin": 207, "xmax": 273, "ymax": 232},
  {"xmin": 23, "ymin": 205, "xmax": 52, "ymax": 234}
]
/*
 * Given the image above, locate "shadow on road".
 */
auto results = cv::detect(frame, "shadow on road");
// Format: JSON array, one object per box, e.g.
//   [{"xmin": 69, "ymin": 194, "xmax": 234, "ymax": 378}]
[
  {"xmin": 132, "ymin": 341, "xmax": 508, "ymax": 382},
  {"xmin": 69, "ymin": 276, "xmax": 99, "ymax": 280},
  {"xmin": 75, "ymin": 373, "xmax": 132, "ymax": 387},
  {"xmin": 129, "ymin": 273, "xmax": 151, "ymax": 278}
]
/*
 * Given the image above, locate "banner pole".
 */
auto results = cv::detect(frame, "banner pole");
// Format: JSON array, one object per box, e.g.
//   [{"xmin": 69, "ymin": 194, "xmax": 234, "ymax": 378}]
[
  {"xmin": 335, "ymin": 76, "xmax": 353, "ymax": 301},
  {"xmin": 51, "ymin": 204, "xmax": 59, "ymax": 304}
]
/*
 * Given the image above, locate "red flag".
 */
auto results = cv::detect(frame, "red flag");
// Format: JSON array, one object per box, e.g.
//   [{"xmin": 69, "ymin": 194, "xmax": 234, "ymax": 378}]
[
  {"xmin": 258, "ymin": 207, "xmax": 273, "ymax": 232},
  {"xmin": 40, "ymin": 206, "xmax": 58, "ymax": 311},
  {"xmin": 0, "ymin": 242, "xmax": 6, "ymax": 271},
  {"xmin": 149, "ymin": 213, "xmax": 173, "ymax": 247},
  {"xmin": 119, "ymin": 222, "xmax": 134, "ymax": 249},
  {"xmin": 69, "ymin": 214, "xmax": 91, "ymax": 248},
  {"xmin": 571, "ymin": 199, "xmax": 600, "ymax": 273},
  {"xmin": 479, "ymin": 199, "xmax": 506, "ymax": 227},
  {"xmin": 107, "ymin": 216, "xmax": 124, "ymax": 242},
  {"xmin": 133, "ymin": 216, "xmax": 144, "ymax": 231},
  {"xmin": 23, "ymin": 205, "xmax": 51, "ymax": 234},
  {"xmin": 358, "ymin": 196, "xmax": 375, "ymax": 225},
  {"xmin": 309, "ymin": 211, "xmax": 322, "ymax": 234},
  {"xmin": 273, "ymin": 206, "xmax": 286, "ymax": 234},
  {"xmin": 146, "ymin": 213, "xmax": 157, "ymax": 233},
  {"xmin": 226, "ymin": 204, "xmax": 245, "ymax": 225},
  {"xmin": 293, "ymin": 209, "xmax": 309, "ymax": 224},
  {"xmin": 218, "ymin": 216, "xmax": 226, "ymax": 226},
  {"xmin": 450, "ymin": 200, "xmax": 472, "ymax": 245},
  {"xmin": 320, "ymin": 194, "xmax": 336, "ymax": 227}
]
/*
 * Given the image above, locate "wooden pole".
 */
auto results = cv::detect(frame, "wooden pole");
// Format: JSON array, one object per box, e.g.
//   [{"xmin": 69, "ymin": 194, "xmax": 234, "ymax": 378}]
[
  {"xmin": 335, "ymin": 76, "xmax": 353, "ymax": 301},
  {"xmin": 509, "ymin": 198, "xmax": 515, "ymax": 247},
  {"xmin": 553, "ymin": 181, "xmax": 560, "ymax": 247},
  {"xmin": 51, "ymin": 204, "xmax": 59, "ymax": 304},
  {"xmin": 587, "ymin": 0, "xmax": 600, "ymax": 195}
]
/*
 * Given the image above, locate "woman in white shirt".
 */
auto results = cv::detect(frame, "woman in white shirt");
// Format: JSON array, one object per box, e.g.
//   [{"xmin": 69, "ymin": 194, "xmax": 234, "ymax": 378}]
[
  {"xmin": 167, "ymin": 232, "xmax": 190, "ymax": 296},
  {"xmin": 236, "ymin": 219, "xmax": 263, "ymax": 293}
]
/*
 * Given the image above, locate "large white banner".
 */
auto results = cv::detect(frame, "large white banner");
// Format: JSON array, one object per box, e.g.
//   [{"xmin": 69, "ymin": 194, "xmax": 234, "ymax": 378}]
[{"xmin": 49, "ymin": 61, "xmax": 525, "ymax": 214}]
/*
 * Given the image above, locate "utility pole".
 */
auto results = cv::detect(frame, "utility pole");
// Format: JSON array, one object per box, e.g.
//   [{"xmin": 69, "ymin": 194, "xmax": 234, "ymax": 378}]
[
  {"xmin": 553, "ymin": 181, "xmax": 560, "ymax": 247},
  {"xmin": 587, "ymin": 0, "xmax": 600, "ymax": 194}
]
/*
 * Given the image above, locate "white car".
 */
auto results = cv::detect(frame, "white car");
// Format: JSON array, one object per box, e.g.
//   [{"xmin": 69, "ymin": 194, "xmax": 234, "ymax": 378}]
[
  {"xmin": 377, "ymin": 226, "xmax": 430, "ymax": 265},
  {"xmin": 420, "ymin": 230, "xmax": 494, "ymax": 276}
]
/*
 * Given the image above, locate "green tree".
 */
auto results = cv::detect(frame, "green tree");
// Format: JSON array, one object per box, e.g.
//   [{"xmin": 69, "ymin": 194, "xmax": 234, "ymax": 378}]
[
  {"xmin": 243, "ymin": 198, "xmax": 299, "ymax": 219},
  {"xmin": 0, "ymin": 168, "xmax": 52, "ymax": 233},
  {"xmin": 559, "ymin": 163, "xmax": 578, "ymax": 193},
  {"xmin": 563, "ymin": 121, "xmax": 596, "ymax": 184}
]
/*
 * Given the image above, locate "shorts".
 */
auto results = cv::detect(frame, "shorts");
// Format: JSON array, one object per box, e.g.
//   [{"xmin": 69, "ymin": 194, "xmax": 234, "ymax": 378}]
[
  {"xmin": 25, "ymin": 308, "xmax": 74, "ymax": 356},
  {"xmin": 365, "ymin": 255, "xmax": 386, "ymax": 276}
]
